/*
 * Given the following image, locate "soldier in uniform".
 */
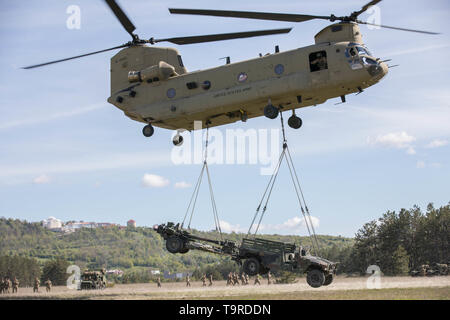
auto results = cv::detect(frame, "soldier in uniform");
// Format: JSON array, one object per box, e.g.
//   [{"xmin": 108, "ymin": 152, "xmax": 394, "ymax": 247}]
[
  {"xmin": 267, "ymin": 272, "xmax": 272, "ymax": 285},
  {"xmin": 421, "ymin": 264, "xmax": 429, "ymax": 276},
  {"xmin": 12, "ymin": 277, "xmax": 19, "ymax": 293},
  {"xmin": 157, "ymin": 277, "xmax": 161, "ymax": 288},
  {"xmin": 208, "ymin": 274, "xmax": 213, "ymax": 287},
  {"xmin": 226, "ymin": 272, "xmax": 232, "ymax": 286},
  {"xmin": 4, "ymin": 277, "xmax": 11, "ymax": 294},
  {"xmin": 186, "ymin": 275, "xmax": 191, "ymax": 287},
  {"xmin": 233, "ymin": 272, "xmax": 239, "ymax": 286},
  {"xmin": 310, "ymin": 52, "xmax": 328, "ymax": 71},
  {"xmin": 240, "ymin": 273, "xmax": 246, "ymax": 285},
  {"xmin": 33, "ymin": 277, "xmax": 40, "ymax": 293},
  {"xmin": 201, "ymin": 274, "xmax": 207, "ymax": 287},
  {"xmin": 254, "ymin": 274, "xmax": 261, "ymax": 285},
  {"xmin": 45, "ymin": 279, "xmax": 52, "ymax": 292}
]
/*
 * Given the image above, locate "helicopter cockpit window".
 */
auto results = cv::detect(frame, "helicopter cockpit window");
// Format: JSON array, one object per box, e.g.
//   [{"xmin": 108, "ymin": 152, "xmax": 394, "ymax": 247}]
[
  {"xmin": 362, "ymin": 57, "xmax": 377, "ymax": 65},
  {"xmin": 309, "ymin": 51, "xmax": 328, "ymax": 72},
  {"xmin": 356, "ymin": 46, "xmax": 372, "ymax": 56}
]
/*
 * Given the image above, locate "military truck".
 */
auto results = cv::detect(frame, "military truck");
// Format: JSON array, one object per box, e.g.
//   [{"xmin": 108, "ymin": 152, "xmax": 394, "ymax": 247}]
[
  {"xmin": 154, "ymin": 222, "xmax": 336, "ymax": 288},
  {"xmin": 238, "ymin": 237, "xmax": 336, "ymax": 287},
  {"xmin": 79, "ymin": 269, "xmax": 107, "ymax": 290}
]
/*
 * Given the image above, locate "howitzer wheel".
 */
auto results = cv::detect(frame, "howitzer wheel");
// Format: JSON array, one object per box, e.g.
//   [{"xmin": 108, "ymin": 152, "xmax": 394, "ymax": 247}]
[
  {"xmin": 323, "ymin": 274, "xmax": 334, "ymax": 286},
  {"xmin": 179, "ymin": 246, "xmax": 190, "ymax": 254},
  {"xmin": 166, "ymin": 236, "xmax": 184, "ymax": 253},
  {"xmin": 306, "ymin": 269, "xmax": 325, "ymax": 288},
  {"xmin": 243, "ymin": 258, "xmax": 260, "ymax": 276}
]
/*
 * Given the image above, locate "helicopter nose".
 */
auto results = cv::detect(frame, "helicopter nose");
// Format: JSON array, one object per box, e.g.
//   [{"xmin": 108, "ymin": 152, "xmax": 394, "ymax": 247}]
[
  {"xmin": 368, "ymin": 61, "xmax": 388, "ymax": 81},
  {"xmin": 379, "ymin": 62, "xmax": 389, "ymax": 77}
]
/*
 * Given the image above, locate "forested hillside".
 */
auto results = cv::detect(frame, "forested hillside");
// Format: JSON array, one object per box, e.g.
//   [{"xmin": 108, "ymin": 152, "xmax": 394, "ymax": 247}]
[{"xmin": 0, "ymin": 202, "xmax": 448, "ymax": 283}]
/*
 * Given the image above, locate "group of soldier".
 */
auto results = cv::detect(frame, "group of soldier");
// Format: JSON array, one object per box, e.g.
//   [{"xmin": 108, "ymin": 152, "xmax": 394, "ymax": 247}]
[
  {"xmin": 226, "ymin": 272, "xmax": 273, "ymax": 286},
  {"xmin": 0, "ymin": 276, "xmax": 52, "ymax": 294},
  {"xmin": 0, "ymin": 277, "xmax": 19, "ymax": 294},
  {"xmin": 155, "ymin": 272, "xmax": 275, "ymax": 288}
]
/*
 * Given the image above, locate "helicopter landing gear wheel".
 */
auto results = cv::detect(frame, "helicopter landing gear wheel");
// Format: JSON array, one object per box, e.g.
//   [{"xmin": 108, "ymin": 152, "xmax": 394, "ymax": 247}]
[
  {"xmin": 172, "ymin": 134, "xmax": 184, "ymax": 146},
  {"xmin": 288, "ymin": 114, "xmax": 302, "ymax": 129},
  {"xmin": 142, "ymin": 124, "xmax": 154, "ymax": 137},
  {"xmin": 264, "ymin": 104, "xmax": 279, "ymax": 119}
]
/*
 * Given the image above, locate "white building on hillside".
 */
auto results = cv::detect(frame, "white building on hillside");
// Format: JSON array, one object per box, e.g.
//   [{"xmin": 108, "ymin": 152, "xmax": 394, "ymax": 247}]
[{"xmin": 42, "ymin": 216, "xmax": 62, "ymax": 229}]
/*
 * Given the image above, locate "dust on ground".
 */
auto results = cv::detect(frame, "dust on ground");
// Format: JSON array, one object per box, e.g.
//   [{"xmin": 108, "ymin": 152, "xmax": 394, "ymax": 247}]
[{"xmin": 1, "ymin": 276, "xmax": 449, "ymax": 300}]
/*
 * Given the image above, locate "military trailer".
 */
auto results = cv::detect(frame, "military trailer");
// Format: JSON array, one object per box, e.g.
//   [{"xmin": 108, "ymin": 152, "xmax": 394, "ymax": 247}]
[
  {"xmin": 79, "ymin": 269, "xmax": 107, "ymax": 290},
  {"xmin": 154, "ymin": 222, "xmax": 336, "ymax": 288}
]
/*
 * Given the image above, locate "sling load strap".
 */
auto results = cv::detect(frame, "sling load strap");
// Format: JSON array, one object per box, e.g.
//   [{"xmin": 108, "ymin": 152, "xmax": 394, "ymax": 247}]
[
  {"xmin": 246, "ymin": 110, "xmax": 321, "ymax": 255},
  {"xmin": 286, "ymin": 146, "xmax": 321, "ymax": 255},
  {"xmin": 181, "ymin": 126, "xmax": 223, "ymax": 241}
]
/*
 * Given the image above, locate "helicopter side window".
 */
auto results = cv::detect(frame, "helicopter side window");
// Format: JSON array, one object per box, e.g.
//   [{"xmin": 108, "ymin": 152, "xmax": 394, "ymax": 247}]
[
  {"xmin": 177, "ymin": 55, "xmax": 184, "ymax": 67},
  {"xmin": 309, "ymin": 51, "xmax": 328, "ymax": 72}
]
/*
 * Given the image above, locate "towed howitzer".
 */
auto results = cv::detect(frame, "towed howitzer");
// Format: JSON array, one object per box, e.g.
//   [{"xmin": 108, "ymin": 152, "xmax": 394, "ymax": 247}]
[{"xmin": 154, "ymin": 222, "xmax": 337, "ymax": 288}]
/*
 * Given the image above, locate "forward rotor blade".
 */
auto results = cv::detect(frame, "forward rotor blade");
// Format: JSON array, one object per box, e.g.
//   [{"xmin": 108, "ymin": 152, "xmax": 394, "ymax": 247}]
[
  {"xmin": 357, "ymin": 20, "xmax": 440, "ymax": 35},
  {"xmin": 154, "ymin": 28, "xmax": 292, "ymax": 45},
  {"xmin": 105, "ymin": 0, "xmax": 136, "ymax": 37},
  {"xmin": 22, "ymin": 44, "xmax": 128, "ymax": 69},
  {"xmin": 169, "ymin": 8, "xmax": 331, "ymax": 23},
  {"xmin": 351, "ymin": 0, "xmax": 383, "ymax": 18}
]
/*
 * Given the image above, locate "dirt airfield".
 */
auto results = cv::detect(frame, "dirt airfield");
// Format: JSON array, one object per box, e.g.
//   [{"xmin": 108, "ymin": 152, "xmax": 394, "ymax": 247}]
[{"xmin": 1, "ymin": 276, "xmax": 449, "ymax": 300}]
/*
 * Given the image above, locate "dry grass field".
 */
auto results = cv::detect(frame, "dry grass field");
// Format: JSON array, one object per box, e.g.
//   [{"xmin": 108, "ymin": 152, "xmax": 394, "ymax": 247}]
[{"xmin": 1, "ymin": 276, "xmax": 449, "ymax": 300}]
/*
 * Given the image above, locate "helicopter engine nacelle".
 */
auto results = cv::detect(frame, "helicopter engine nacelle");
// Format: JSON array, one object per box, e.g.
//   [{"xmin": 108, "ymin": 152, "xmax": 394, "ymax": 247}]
[{"xmin": 128, "ymin": 61, "xmax": 177, "ymax": 83}]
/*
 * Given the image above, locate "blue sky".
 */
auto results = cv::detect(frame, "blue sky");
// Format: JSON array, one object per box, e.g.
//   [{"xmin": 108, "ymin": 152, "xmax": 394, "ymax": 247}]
[{"xmin": 0, "ymin": 0, "xmax": 449, "ymax": 237}]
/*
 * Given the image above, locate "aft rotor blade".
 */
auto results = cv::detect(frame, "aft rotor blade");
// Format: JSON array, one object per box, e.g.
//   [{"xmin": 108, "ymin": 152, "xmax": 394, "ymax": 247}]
[
  {"xmin": 351, "ymin": 0, "xmax": 383, "ymax": 19},
  {"xmin": 357, "ymin": 20, "xmax": 440, "ymax": 35},
  {"xmin": 22, "ymin": 44, "xmax": 128, "ymax": 69},
  {"xmin": 169, "ymin": 8, "xmax": 331, "ymax": 23},
  {"xmin": 105, "ymin": 0, "xmax": 136, "ymax": 37},
  {"xmin": 154, "ymin": 28, "xmax": 292, "ymax": 45}
]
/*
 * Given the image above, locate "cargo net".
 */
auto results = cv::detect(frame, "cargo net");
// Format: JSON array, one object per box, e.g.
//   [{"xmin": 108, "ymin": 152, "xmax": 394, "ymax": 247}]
[
  {"xmin": 180, "ymin": 126, "xmax": 223, "ymax": 242},
  {"xmin": 247, "ymin": 111, "xmax": 321, "ymax": 256}
]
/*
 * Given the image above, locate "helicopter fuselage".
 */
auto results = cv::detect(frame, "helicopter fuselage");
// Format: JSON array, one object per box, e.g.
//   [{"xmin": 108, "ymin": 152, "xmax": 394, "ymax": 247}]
[{"xmin": 107, "ymin": 22, "xmax": 388, "ymax": 131}]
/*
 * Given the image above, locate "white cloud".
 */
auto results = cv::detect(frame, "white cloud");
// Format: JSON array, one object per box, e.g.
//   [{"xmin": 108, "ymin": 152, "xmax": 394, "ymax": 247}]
[
  {"xmin": 174, "ymin": 181, "xmax": 191, "ymax": 189},
  {"xmin": 219, "ymin": 220, "xmax": 246, "ymax": 233},
  {"xmin": 373, "ymin": 131, "xmax": 416, "ymax": 149},
  {"xmin": 246, "ymin": 216, "xmax": 320, "ymax": 235},
  {"xmin": 33, "ymin": 174, "xmax": 50, "ymax": 184},
  {"xmin": 416, "ymin": 161, "xmax": 425, "ymax": 169},
  {"xmin": 369, "ymin": 131, "xmax": 417, "ymax": 155},
  {"xmin": 141, "ymin": 174, "xmax": 170, "ymax": 188},
  {"xmin": 426, "ymin": 139, "xmax": 448, "ymax": 148}
]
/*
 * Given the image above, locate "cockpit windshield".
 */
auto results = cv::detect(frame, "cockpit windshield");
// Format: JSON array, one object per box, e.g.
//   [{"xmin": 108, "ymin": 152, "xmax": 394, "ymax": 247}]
[
  {"xmin": 345, "ymin": 44, "xmax": 377, "ymax": 70},
  {"xmin": 356, "ymin": 46, "xmax": 372, "ymax": 56},
  {"xmin": 362, "ymin": 57, "xmax": 377, "ymax": 65}
]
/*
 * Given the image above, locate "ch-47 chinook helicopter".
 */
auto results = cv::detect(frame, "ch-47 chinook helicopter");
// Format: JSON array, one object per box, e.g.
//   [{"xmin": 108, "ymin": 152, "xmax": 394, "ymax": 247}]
[{"xmin": 24, "ymin": 0, "xmax": 438, "ymax": 146}]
